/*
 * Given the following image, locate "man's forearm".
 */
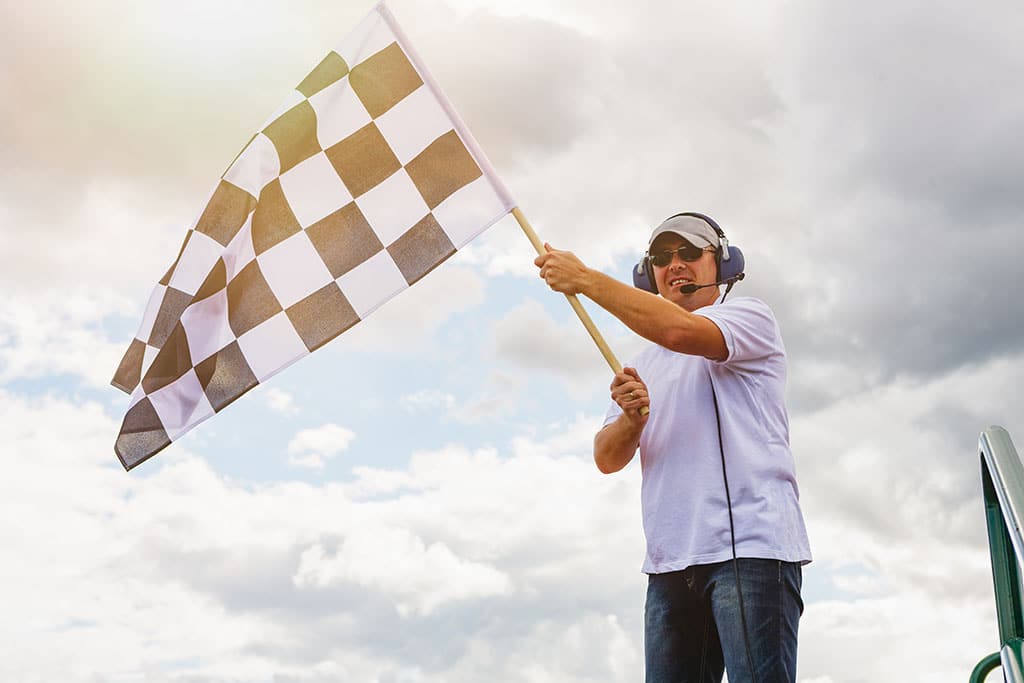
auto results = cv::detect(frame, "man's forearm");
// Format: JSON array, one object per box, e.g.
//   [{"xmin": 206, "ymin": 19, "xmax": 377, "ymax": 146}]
[
  {"xmin": 593, "ymin": 416, "xmax": 643, "ymax": 474},
  {"xmin": 578, "ymin": 269, "xmax": 721, "ymax": 358},
  {"xmin": 534, "ymin": 244, "xmax": 725, "ymax": 358}
]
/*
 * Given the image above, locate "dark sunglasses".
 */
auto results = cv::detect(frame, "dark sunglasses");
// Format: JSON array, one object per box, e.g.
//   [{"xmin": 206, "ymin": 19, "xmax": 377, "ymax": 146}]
[{"xmin": 649, "ymin": 243, "xmax": 714, "ymax": 267}]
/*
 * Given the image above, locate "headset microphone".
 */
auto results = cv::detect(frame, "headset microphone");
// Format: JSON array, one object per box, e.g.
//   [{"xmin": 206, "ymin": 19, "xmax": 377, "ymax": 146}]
[{"xmin": 678, "ymin": 273, "xmax": 745, "ymax": 294}]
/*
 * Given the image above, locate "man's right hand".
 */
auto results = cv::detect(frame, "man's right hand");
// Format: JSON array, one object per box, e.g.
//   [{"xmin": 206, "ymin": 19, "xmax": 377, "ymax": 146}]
[{"xmin": 611, "ymin": 367, "xmax": 650, "ymax": 427}]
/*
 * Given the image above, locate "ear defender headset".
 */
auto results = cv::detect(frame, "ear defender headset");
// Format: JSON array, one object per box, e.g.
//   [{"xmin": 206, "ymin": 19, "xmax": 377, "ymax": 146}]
[{"xmin": 631, "ymin": 212, "xmax": 745, "ymax": 298}]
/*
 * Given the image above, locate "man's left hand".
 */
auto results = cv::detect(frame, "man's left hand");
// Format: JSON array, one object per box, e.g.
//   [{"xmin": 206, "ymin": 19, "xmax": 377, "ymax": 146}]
[{"xmin": 534, "ymin": 243, "xmax": 590, "ymax": 295}]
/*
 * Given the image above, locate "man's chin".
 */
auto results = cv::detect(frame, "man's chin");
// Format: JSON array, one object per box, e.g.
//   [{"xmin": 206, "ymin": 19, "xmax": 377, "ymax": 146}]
[
  {"xmin": 674, "ymin": 289, "xmax": 717, "ymax": 312},
  {"xmin": 664, "ymin": 290, "xmax": 691, "ymax": 308}
]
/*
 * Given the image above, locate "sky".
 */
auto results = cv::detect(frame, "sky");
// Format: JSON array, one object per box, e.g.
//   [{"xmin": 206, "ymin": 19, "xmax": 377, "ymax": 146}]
[{"xmin": 1, "ymin": 0, "xmax": 1022, "ymax": 681}]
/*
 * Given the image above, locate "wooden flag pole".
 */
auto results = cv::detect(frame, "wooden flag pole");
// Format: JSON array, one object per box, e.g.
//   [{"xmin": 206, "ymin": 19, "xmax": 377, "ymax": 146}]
[
  {"xmin": 512, "ymin": 205, "xmax": 647, "ymax": 417},
  {"xmin": 513, "ymin": 207, "xmax": 649, "ymax": 416},
  {"xmin": 512, "ymin": 207, "xmax": 622, "ymax": 372}
]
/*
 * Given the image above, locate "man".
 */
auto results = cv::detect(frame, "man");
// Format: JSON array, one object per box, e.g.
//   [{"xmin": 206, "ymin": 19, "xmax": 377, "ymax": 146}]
[{"xmin": 534, "ymin": 213, "xmax": 811, "ymax": 683}]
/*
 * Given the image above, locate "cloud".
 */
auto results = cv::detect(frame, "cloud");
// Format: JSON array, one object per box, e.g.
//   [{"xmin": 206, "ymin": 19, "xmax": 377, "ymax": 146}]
[
  {"xmin": 456, "ymin": 371, "xmax": 530, "ymax": 422},
  {"xmin": 0, "ymin": 1, "xmax": 369, "ymax": 189},
  {"xmin": 789, "ymin": 349, "xmax": 1024, "ymax": 649},
  {"xmin": 287, "ymin": 423, "xmax": 356, "ymax": 469},
  {"xmin": 403, "ymin": 5, "xmax": 607, "ymax": 169},
  {"xmin": 493, "ymin": 299, "xmax": 608, "ymax": 375},
  {"xmin": 401, "ymin": 389, "xmax": 457, "ymax": 413},
  {"xmin": 799, "ymin": 592, "xmax": 994, "ymax": 682},
  {"xmin": 452, "ymin": 0, "xmax": 1024, "ymax": 406},
  {"xmin": 488, "ymin": 298, "xmax": 648, "ymax": 402},
  {"xmin": 328, "ymin": 265, "xmax": 487, "ymax": 354},
  {"xmin": 0, "ymin": 392, "xmax": 646, "ymax": 680},
  {"xmin": 733, "ymin": 0, "xmax": 1024, "ymax": 390},
  {"xmin": 399, "ymin": 371, "xmax": 528, "ymax": 424},
  {"xmin": 0, "ymin": 289, "xmax": 136, "ymax": 388},
  {"xmin": 1, "ymin": 360, "xmax": 1016, "ymax": 681},
  {"xmin": 293, "ymin": 528, "xmax": 512, "ymax": 617},
  {"xmin": 0, "ymin": 177, "xmax": 188, "ymax": 291},
  {"xmin": 439, "ymin": 613, "xmax": 641, "ymax": 683},
  {"xmin": 263, "ymin": 387, "xmax": 301, "ymax": 416},
  {"xmin": 773, "ymin": 1, "xmax": 1024, "ymax": 220}
]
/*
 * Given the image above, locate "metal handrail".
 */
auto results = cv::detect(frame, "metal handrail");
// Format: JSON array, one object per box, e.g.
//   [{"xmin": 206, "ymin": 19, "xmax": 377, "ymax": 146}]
[
  {"xmin": 971, "ymin": 652, "xmax": 1001, "ymax": 683},
  {"xmin": 982, "ymin": 428, "xmax": 1024, "ymax": 568},
  {"xmin": 975, "ymin": 426, "xmax": 1024, "ymax": 683}
]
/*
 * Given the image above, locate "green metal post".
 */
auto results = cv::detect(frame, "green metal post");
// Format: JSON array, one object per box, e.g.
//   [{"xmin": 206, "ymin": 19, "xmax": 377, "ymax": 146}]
[
  {"xmin": 970, "ymin": 652, "xmax": 1000, "ymax": 683},
  {"xmin": 982, "ymin": 459, "xmax": 1024, "ymax": 644},
  {"xmin": 975, "ymin": 427, "xmax": 1024, "ymax": 682}
]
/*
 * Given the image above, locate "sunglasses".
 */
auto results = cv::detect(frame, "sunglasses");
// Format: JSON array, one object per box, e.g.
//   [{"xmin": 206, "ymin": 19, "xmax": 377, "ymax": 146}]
[{"xmin": 649, "ymin": 243, "xmax": 715, "ymax": 267}]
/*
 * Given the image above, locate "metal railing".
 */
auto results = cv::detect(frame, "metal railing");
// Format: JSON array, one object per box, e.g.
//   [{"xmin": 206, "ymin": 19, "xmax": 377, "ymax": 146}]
[{"xmin": 973, "ymin": 426, "xmax": 1024, "ymax": 683}]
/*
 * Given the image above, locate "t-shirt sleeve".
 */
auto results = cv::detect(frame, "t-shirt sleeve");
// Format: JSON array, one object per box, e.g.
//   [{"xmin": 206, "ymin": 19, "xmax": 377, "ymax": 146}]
[
  {"xmin": 693, "ymin": 297, "xmax": 783, "ymax": 372},
  {"xmin": 603, "ymin": 399, "xmax": 623, "ymax": 427}
]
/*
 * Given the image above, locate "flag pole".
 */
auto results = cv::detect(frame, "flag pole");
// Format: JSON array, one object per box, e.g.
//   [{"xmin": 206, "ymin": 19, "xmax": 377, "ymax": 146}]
[
  {"xmin": 512, "ymin": 207, "xmax": 649, "ymax": 415},
  {"xmin": 512, "ymin": 207, "xmax": 621, "ymax": 370}
]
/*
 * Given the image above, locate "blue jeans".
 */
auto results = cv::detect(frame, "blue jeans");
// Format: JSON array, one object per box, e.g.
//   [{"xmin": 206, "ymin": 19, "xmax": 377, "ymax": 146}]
[{"xmin": 645, "ymin": 559, "xmax": 803, "ymax": 683}]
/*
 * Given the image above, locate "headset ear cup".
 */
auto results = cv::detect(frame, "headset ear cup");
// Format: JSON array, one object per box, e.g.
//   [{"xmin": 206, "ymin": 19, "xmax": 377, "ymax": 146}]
[
  {"xmin": 632, "ymin": 257, "xmax": 659, "ymax": 293},
  {"xmin": 644, "ymin": 256, "xmax": 657, "ymax": 292},
  {"xmin": 719, "ymin": 246, "xmax": 745, "ymax": 283}
]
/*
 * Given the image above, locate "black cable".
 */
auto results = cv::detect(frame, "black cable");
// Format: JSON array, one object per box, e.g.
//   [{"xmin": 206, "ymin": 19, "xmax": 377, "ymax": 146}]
[{"xmin": 709, "ymin": 373, "xmax": 756, "ymax": 682}]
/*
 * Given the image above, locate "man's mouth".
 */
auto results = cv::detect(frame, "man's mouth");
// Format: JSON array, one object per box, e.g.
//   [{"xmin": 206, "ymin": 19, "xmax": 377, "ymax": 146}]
[{"xmin": 668, "ymin": 277, "xmax": 692, "ymax": 288}]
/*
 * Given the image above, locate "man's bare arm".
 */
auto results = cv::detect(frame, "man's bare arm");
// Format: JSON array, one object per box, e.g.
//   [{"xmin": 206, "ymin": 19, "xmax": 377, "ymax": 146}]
[
  {"xmin": 593, "ymin": 368, "xmax": 650, "ymax": 474},
  {"xmin": 594, "ymin": 417, "xmax": 643, "ymax": 474},
  {"xmin": 535, "ymin": 247, "xmax": 727, "ymax": 359}
]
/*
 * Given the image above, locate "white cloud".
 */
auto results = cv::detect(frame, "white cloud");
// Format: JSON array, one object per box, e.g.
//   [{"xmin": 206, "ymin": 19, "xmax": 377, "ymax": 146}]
[
  {"xmin": 799, "ymin": 592, "xmax": 994, "ymax": 682},
  {"xmin": 492, "ymin": 299, "xmax": 607, "ymax": 377},
  {"xmin": 442, "ymin": 613, "xmax": 641, "ymax": 683},
  {"xmin": 1, "ymin": 371, "xmax": 1017, "ymax": 681},
  {"xmin": 0, "ymin": 178, "xmax": 188, "ymax": 294},
  {"xmin": 0, "ymin": 393, "xmax": 275, "ymax": 682},
  {"xmin": 287, "ymin": 423, "xmax": 356, "ymax": 469},
  {"xmin": 293, "ymin": 528, "xmax": 512, "ymax": 617},
  {"xmin": 328, "ymin": 265, "xmax": 487, "ymax": 354},
  {"xmin": 0, "ymin": 289, "xmax": 136, "ymax": 388},
  {"xmin": 399, "ymin": 372, "xmax": 529, "ymax": 424},
  {"xmin": 794, "ymin": 353, "xmax": 1024, "ymax": 579},
  {"xmin": 401, "ymin": 389, "xmax": 457, "ymax": 413},
  {"xmin": 489, "ymin": 298, "xmax": 647, "ymax": 400},
  {"xmin": 0, "ymin": 392, "xmax": 646, "ymax": 680},
  {"xmin": 264, "ymin": 386, "xmax": 300, "ymax": 416},
  {"xmin": 456, "ymin": 371, "xmax": 530, "ymax": 423}
]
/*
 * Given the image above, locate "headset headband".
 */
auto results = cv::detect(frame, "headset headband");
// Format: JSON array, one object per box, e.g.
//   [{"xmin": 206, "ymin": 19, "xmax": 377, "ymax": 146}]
[{"xmin": 660, "ymin": 212, "xmax": 730, "ymax": 261}]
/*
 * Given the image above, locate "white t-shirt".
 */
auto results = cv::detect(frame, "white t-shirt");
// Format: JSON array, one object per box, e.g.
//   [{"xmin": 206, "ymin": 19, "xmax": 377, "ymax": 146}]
[{"xmin": 603, "ymin": 295, "xmax": 812, "ymax": 574}]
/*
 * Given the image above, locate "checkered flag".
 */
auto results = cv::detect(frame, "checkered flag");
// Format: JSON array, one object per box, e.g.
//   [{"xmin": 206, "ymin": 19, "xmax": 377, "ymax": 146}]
[{"xmin": 111, "ymin": 1, "xmax": 515, "ymax": 471}]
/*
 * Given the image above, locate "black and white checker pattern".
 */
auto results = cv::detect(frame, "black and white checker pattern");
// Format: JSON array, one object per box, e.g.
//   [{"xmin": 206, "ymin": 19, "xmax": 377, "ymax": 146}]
[{"xmin": 112, "ymin": 3, "xmax": 515, "ymax": 470}]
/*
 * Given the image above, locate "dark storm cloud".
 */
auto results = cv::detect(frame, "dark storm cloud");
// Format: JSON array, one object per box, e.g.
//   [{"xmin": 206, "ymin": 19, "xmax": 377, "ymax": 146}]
[
  {"xmin": 715, "ymin": 0, "xmax": 1024, "ymax": 404},
  {"xmin": 779, "ymin": 1, "xmax": 1024, "ymax": 222},
  {"xmin": 751, "ymin": 211, "xmax": 1021, "ymax": 404}
]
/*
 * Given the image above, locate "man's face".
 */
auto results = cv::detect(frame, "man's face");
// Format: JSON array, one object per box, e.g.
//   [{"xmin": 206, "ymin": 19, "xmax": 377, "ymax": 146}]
[{"xmin": 650, "ymin": 235, "xmax": 720, "ymax": 311}]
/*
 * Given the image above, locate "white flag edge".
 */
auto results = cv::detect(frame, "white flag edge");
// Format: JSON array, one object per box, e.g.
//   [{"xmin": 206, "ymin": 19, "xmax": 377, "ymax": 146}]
[{"xmin": 373, "ymin": 1, "xmax": 517, "ymax": 219}]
